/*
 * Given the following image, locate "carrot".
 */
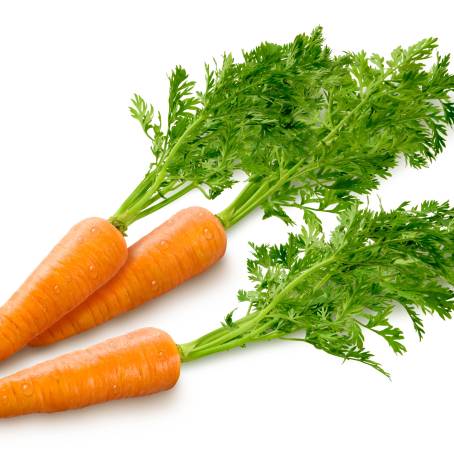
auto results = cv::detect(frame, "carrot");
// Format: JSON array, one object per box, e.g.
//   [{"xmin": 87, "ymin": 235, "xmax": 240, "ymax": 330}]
[
  {"xmin": 30, "ymin": 207, "xmax": 226, "ymax": 346},
  {"xmin": 0, "ymin": 218, "xmax": 127, "ymax": 361},
  {"xmin": 0, "ymin": 328, "xmax": 180, "ymax": 417}
]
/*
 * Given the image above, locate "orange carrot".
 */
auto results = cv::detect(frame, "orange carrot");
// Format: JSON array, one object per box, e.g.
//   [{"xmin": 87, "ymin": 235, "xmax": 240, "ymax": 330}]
[
  {"xmin": 0, "ymin": 328, "xmax": 180, "ymax": 417},
  {"xmin": 30, "ymin": 207, "xmax": 226, "ymax": 346},
  {"xmin": 0, "ymin": 218, "xmax": 127, "ymax": 361}
]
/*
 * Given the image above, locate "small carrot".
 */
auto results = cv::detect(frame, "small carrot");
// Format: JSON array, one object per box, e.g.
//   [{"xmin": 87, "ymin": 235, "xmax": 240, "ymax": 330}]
[
  {"xmin": 0, "ymin": 218, "xmax": 127, "ymax": 361},
  {"xmin": 0, "ymin": 328, "xmax": 180, "ymax": 417},
  {"xmin": 30, "ymin": 207, "xmax": 226, "ymax": 346}
]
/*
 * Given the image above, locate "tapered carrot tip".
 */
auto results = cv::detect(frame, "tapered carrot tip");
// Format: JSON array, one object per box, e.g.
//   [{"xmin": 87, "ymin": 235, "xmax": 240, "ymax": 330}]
[
  {"xmin": 31, "ymin": 207, "xmax": 227, "ymax": 346},
  {"xmin": 0, "ymin": 328, "xmax": 180, "ymax": 417},
  {"xmin": 0, "ymin": 218, "xmax": 127, "ymax": 361}
]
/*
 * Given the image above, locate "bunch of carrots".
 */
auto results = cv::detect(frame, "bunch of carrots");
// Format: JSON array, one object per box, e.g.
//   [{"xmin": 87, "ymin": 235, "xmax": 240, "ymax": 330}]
[{"xmin": 0, "ymin": 28, "xmax": 453, "ymax": 417}]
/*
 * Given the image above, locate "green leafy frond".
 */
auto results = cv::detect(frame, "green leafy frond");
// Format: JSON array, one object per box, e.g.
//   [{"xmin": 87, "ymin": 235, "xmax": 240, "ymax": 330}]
[
  {"xmin": 181, "ymin": 202, "xmax": 454, "ymax": 376},
  {"xmin": 219, "ymin": 36, "xmax": 453, "ymax": 227},
  {"xmin": 129, "ymin": 94, "xmax": 154, "ymax": 138},
  {"xmin": 118, "ymin": 30, "xmax": 453, "ymax": 234}
]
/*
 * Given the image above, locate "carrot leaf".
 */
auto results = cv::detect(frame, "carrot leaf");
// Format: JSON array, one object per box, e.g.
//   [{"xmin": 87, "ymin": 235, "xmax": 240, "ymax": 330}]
[
  {"xmin": 180, "ymin": 201, "xmax": 454, "ymax": 376},
  {"xmin": 111, "ymin": 29, "xmax": 453, "ymax": 235},
  {"xmin": 217, "ymin": 37, "xmax": 454, "ymax": 228},
  {"xmin": 110, "ymin": 27, "xmax": 336, "ymax": 232}
]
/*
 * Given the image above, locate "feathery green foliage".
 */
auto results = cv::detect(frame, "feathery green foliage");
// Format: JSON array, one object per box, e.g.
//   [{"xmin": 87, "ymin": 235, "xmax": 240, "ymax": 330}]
[
  {"xmin": 110, "ymin": 28, "xmax": 453, "ymax": 234},
  {"xmin": 111, "ymin": 28, "xmax": 335, "ymax": 232},
  {"xmin": 218, "ymin": 36, "xmax": 454, "ymax": 227},
  {"xmin": 180, "ymin": 201, "xmax": 454, "ymax": 376}
]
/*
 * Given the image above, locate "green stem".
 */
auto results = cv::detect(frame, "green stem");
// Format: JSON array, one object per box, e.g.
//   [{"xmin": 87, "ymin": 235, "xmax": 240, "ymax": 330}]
[
  {"xmin": 216, "ymin": 180, "xmax": 264, "ymax": 227},
  {"xmin": 111, "ymin": 116, "xmax": 204, "ymax": 231},
  {"xmin": 113, "ymin": 169, "xmax": 158, "ymax": 219},
  {"xmin": 184, "ymin": 311, "xmax": 260, "ymax": 351},
  {"xmin": 217, "ymin": 162, "xmax": 317, "ymax": 229},
  {"xmin": 109, "ymin": 180, "xmax": 184, "ymax": 234},
  {"xmin": 125, "ymin": 179, "xmax": 180, "ymax": 216},
  {"xmin": 133, "ymin": 183, "xmax": 195, "ymax": 222},
  {"xmin": 179, "ymin": 325, "xmax": 283, "ymax": 363},
  {"xmin": 179, "ymin": 255, "xmax": 336, "ymax": 362},
  {"xmin": 216, "ymin": 180, "xmax": 272, "ymax": 228}
]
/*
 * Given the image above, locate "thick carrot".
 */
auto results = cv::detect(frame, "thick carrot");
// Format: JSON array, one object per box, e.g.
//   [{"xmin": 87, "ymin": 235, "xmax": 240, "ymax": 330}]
[
  {"xmin": 0, "ymin": 328, "xmax": 180, "ymax": 417},
  {"xmin": 0, "ymin": 218, "xmax": 127, "ymax": 361},
  {"xmin": 30, "ymin": 207, "xmax": 226, "ymax": 346}
]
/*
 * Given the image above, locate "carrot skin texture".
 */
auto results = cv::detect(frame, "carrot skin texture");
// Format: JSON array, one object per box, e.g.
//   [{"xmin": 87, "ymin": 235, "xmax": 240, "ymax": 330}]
[
  {"xmin": 0, "ymin": 218, "xmax": 127, "ymax": 360},
  {"xmin": 31, "ymin": 207, "xmax": 226, "ymax": 346},
  {"xmin": 0, "ymin": 328, "xmax": 180, "ymax": 417}
]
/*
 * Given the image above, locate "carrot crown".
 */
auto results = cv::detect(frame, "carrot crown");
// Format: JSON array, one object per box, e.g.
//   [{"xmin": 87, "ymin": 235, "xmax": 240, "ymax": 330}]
[
  {"xmin": 109, "ymin": 27, "xmax": 335, "ymax": 233},
  {"xmin": 109, "ymin": 31, "xmax": 453, "ymax": 235},
  {"xmin": 179, "ymin": 201, "xmax": 454, "ymax": 377},
  {"xmin": 216, "ymin": 37, "xmax": 454, "ymax": 229}
]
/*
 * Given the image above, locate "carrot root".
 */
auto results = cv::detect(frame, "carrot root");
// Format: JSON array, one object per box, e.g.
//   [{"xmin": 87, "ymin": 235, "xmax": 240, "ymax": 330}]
[
  {"xmin": 31, "ymin": 207, "xmax": 226, "ymax": 346},
  {"xmin": 0, "ymin": 328, "xmax": 180, "ymax": 417},
  {"xmin": 0, "ymin": 218, "xmax": 127, "ymax": 361}
]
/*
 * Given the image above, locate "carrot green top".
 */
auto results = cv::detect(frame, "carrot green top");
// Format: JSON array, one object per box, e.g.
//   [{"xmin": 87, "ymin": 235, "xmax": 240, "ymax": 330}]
[
  {"xmin": 110, "ymin": 28, "xmax": 335, "ymax": 233},
  {"xmin": 110, "ymin": 28, "xmax": 454, "ymax": 234},
  {"xmin": 179, "ymin": 201, "xmax": 454, "ymax": 377},
  {"xmin": 216, "ymin": 37, "xmax": 454, "ymax": 228}
]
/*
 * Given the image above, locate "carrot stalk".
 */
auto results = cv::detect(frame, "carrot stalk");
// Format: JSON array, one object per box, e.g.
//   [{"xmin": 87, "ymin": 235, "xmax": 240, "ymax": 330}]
[
  {"xmin": 0, "ymin": 328, "xmax": 180, "ymax": 417},
  {"xmin": 0, "ymin": 218, "xmax": 127, "ymax": 360},
  {"xmin": 30, "ymin": 208, "xmax": 226, "ymax": 346}
]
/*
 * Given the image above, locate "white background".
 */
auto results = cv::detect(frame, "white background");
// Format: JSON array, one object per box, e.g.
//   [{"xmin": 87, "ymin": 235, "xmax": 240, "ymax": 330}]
[{"xmin": 0, "ymin": 1, "xmax": 453, "ymax": 452}]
